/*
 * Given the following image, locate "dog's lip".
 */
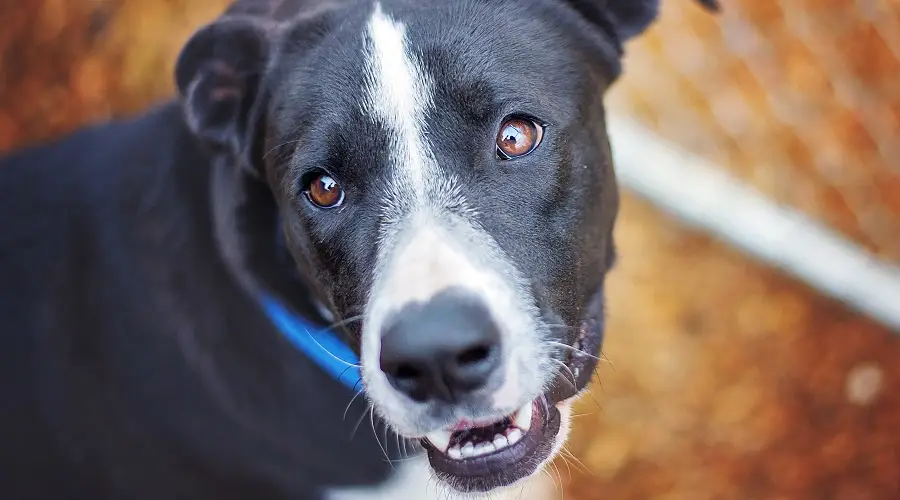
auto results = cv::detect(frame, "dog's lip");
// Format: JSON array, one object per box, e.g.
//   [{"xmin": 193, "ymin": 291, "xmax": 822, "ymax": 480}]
[
  {"xmin": 422, "ymin": 400, "xmax": 561, "ymax": 493},
  {"xmin": 546, "ymin": 286, "xmax": 606, "ymax": 405}
]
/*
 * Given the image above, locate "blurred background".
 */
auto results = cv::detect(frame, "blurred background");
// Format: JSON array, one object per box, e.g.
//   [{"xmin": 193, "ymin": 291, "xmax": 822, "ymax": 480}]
[{"xmin": 1, "ymin": 0, "xmax": 898, "ymax": 498}]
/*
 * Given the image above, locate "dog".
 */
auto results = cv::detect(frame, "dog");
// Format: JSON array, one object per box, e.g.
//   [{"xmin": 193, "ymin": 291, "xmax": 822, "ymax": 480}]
[{"xmin": 0, "ymin": 0, "xmax": 716, "ymax": 498}]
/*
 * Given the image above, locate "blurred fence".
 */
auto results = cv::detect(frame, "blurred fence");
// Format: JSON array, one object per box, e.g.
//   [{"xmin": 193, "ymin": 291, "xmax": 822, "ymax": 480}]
[
  {"xmin": 609, "ymin": 0, "xmax": 900, "ymax": 263},
  {"xmin": 0, "ymin": 0, "xmax": 230, "ymax": 151},
  {"xmin": 565, "ymin": 2, "xmax": 900, "ymax": 498}
]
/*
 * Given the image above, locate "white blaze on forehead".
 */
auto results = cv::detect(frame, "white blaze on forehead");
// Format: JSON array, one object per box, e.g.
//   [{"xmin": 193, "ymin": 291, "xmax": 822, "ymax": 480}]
[
  {"xmin": 363, "ymin": 2, "xmax": 434, "ymax": 205},
  {"xmin": 358, "ymin": 3, "xmax": 552, "ymax": 432}
]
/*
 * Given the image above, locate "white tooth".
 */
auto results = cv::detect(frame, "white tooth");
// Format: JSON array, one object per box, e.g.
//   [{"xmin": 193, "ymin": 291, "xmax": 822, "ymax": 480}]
[
  {"xmin": 493, "ymin": 434, "xmax": 509, "ymax": 450},
  {"xmin": 507, "ymin": 428, "xmax": 523, "ymax": 445},
  {"xmin": 448, "ymin": 447, "xmax": 463, "ymax": 460},
  {"xmin": 513, "ymin": 402, "xmax": 534, "ymax": 431},
  {"xmin": 425, "ymin": 431, "xmax": 452, "ymax": 452},
  {"xmin": 461, "ymin": 443, "xmax": 475, "ymax": 458},
  {"xmin": 474, "ymin": 443, "xmax": 495, "ymax": 456}
]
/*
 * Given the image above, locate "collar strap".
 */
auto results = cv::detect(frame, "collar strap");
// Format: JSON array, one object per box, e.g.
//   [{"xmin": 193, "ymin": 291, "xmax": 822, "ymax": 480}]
[{"xmin": 259, "ymin": 294, "xmax": 361, "ymax": 390}]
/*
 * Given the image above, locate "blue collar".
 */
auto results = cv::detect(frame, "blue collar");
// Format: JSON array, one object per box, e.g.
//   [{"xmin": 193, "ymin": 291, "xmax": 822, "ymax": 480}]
[{"xmin": 259, "ymin": 294, "xmax": 361, "ymax": 390}]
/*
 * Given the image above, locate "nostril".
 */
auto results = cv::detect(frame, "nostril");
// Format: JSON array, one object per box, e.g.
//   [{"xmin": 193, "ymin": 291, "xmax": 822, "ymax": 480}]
[
  {"xmin": 382, "ymin": 360, "xmax": 430, "ymax": 401},
  {"xmin": 450, "ymin": 343, "xmax": 499, "ymax": 390},
  {"xmin": 394, "ymin": 363, "xmax": 422, "ymax": 381},
  {"xmin": 456, "ymin": 344, "xmax": 492, "ymax": 366}
]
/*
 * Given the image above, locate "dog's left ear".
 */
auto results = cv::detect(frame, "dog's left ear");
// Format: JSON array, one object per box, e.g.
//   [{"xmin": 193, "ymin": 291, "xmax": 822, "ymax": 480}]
[
  {"xmin": 565, "ymin": 0, "xmax": 719, "ymax": 48},
  {"xmin": 175, "ymin": 17, "xmax": 272, "ymax": 170}
]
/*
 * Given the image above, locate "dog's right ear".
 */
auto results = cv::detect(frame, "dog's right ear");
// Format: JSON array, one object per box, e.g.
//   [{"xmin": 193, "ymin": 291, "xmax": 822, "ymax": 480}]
[
  {"xmin": 562, "ymin": 0, "xmax": 719, "ymax": 54},
  {"xmin": 175, "ymin": 19, "xmax": 271, "ymax": 167}
]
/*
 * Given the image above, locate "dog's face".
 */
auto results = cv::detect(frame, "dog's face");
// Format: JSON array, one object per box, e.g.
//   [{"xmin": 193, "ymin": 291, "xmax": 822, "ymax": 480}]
[{"xmin": 176, "ymin": 0, "xmax": 715, "ymax": 493}]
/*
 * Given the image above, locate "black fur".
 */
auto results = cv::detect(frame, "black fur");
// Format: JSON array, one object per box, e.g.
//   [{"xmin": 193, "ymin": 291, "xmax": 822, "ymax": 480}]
[
  {"xmin": 0, "ymin": 103, "xmax": 399, "ymax": 499},
  {"xmin": 0, "ymin": 0, "xmax": 715, "ymax": 498}
]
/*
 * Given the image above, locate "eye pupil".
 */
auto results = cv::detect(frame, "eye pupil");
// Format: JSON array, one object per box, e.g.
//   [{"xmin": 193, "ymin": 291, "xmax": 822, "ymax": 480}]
[
  {"xmin": 496, "ymin": 117, "xmax": 543, "ymax": 159},
  {"xmin": 306, "ymin": 173, "xmax": 344, "ymax": 208}
]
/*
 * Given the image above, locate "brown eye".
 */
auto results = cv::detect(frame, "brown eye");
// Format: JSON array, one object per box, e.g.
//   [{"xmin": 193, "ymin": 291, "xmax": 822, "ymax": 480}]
[
  {"xmin": 305, "ymin": 172, "xmax": 345, "ymax": 209},
  {"xmin": 496, "ymin": 117, "xmax": 544, "ymax": 159}
]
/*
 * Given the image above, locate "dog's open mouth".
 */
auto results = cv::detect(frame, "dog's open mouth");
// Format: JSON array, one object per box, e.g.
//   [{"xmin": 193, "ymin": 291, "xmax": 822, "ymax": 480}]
[
  {"xmin": 420, "ymin": 400, "xmax": 562, "ymax": 492},
  {"xmin": 412, "ymin": 287, "xmax": 606, "ymax": 493}
]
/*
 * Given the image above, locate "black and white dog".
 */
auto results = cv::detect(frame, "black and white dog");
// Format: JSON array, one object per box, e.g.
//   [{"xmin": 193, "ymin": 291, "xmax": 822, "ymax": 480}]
[{"xmin": 0, "ymin": 0, "xmax": 715, "ymax": 498}]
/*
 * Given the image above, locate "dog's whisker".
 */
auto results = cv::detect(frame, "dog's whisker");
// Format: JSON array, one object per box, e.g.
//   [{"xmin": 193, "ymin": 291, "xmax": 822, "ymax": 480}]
[
  {"xmin": 384, "ymin": 452, "xmax": 421, "ymax": 464},
  {"xmin": 550, "ymin": 359, "xmax": 605, "ymax": 412},
  {"xmin": 301, "ymin": 328, "xmax": 360, "ymax": 367},
  {"xmin": 381, "ymin": 421, "xmax": 393, "ymax": 461},
  {"xmin": 262, "ymin": 139, "xmax": 302, "ymax": 160},
  {"xmin": 540, "ymin": 467, "xmax": 561, "ymax": 496},
  {"xmin": 322, "ymin": 314, "xmax": 364, "ymax": 332},
  {"xmin": 401, "ymin": 437, "xmax": 418, "ymax": 460},
  {"xmin": 561, "ymin": 446, "xmax": 592, "ymax": 476},
  {"xmin": 545, "ymin": 340, "xmax": 608, "ymax": 363},
  {"xmin": 550, "ymin": 460, "xmax": 564, "ymax": 498},
  {"xmin": 369, "ymin": 408, "xmax": 393, "ymax": 468},
  {"xmin": 582, "ymin": 386, "xmax": 604, "ymax": 411},
  {"xmin": 343, "ymin": 304, "xmax": 368, "ymax": 317},
  {"xmin": 349, "ymin": 403, "xmax": 372, "ymax": 440},
  {"xmin": 342, "ymin": 389, "xmax": 365, "ymax": 422},
  {"xmin": 338, "ymin": 365, "xmax": 358, "ymax": 384},
  {"xmin": 558, "ymin": 452, "xmax": 574, "ymax": 478},
  {"xmin": 400, "ymin": 435, "xmax": 410, "ymax": 461},
  {"xmin": 599, "ymin": 350, "xmax": 616, "ymax": 371},
  {"xmin": 550, "ymin": 359, "xmax": 578, "ymax": 389}
]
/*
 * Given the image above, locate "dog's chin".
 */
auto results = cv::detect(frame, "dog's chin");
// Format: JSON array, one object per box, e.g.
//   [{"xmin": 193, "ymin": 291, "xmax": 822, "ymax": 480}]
[{"xmin": 420, "ymin": 399, "xmax": 563, "ymax": 493}]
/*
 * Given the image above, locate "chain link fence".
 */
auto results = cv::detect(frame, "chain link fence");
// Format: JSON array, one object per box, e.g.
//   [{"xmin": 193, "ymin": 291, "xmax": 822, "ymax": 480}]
[{"xmin": 607, "ymin": 0, "xmax": 900, "ymax": 264}]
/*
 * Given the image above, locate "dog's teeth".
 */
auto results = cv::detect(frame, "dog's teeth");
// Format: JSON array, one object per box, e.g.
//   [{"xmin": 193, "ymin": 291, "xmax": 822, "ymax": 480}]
[
  {"xmin": 460, "ymin": 443, "xmax": 475, "ymax": 458},
  {"xmin": 507, "ymin": 428, "xmax": 524, "ymax": 445},
  {"xmin": 474, "ymin": 442, "xmax": 496, "ymax": 457},
  {"xmin": 513, "ymin": 402, "xmax": 533, "ymax": 431},
  {"xmin": 448, "ymin": 447, "xmax": 463, "ymax": 460},
  {"xmin": 425, "ymin": 430, "xmax": 452, "ymax": 452},
  {"xmin": 493, "ymin": 434, "xmax": 509, "ymax": 450}
]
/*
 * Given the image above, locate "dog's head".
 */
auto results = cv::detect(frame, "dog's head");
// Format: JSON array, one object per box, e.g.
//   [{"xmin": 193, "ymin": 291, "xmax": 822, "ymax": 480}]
[{"xmin": 176, "ymin": 0, "xmax": 716, "ymax": 493}]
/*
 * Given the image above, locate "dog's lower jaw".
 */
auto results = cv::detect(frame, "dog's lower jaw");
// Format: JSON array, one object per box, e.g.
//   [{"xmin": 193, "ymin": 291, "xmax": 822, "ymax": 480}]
[
  {"xmin": 328, "ymin": 402, "xmax": 571, "ymax": 500},
  {"xmin": 419, "ymin": 399, "xmax": 574, "ymax": 496}
]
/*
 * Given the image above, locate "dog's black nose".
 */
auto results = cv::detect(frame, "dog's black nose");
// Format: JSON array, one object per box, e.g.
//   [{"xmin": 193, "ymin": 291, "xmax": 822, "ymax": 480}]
[{"xmin": 379, "ymin": 290, "xmax": 501, "ymax": 403}]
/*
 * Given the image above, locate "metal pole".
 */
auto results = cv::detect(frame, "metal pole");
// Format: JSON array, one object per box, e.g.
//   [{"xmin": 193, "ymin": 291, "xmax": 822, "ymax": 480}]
[{"xmin": 609, "ymin": 116, "xmax": 900, "ymax": 334}]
